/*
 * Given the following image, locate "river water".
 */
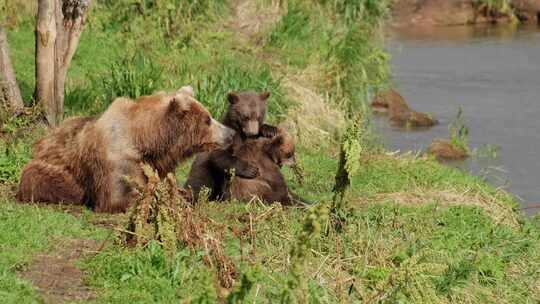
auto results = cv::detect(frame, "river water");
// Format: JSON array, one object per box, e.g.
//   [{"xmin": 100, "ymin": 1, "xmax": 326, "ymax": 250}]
[{"xmin": 376, "ymin": 25, "xmax": 540, "ymax": 213}]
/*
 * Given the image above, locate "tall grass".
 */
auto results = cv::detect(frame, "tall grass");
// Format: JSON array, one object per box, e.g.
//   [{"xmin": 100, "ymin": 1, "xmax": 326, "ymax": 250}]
[
  {"xmin": 473, "ymin": 0, "xmax": 513, "ymax": 13},
  {"xmin": 317, "ymin": 0, "xmax": 391, "ymax": 25},
  {"xmin": 187, "ymin": 62, "xmax": 289, "ymax": 122},
  {"xmin": 329, "ymin": 26, "xmax": 390, "ymax": 111},
  {"xmin": 62, "ymin": 0, "xmax": 289, "ymax": 120},
  {"xmin": 64, "ymin": 52, "xmax": 162, "ymax": 115},
  {"xmin": 102, "ymin": 53, "xmax": 163, "ymax": 102},
  {"xmin": 0, "ymin": 0, "xmax": 36, "ymax": 28}
]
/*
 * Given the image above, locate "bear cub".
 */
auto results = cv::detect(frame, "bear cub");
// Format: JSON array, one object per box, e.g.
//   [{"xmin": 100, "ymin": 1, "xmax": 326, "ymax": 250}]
[
  {"xmin": 221, "ymin": 129, "xmax": 298, "ymax": 204},
  {"xmin": 185, "ymin": 91, "xmax": 278, "ymax": 201}
]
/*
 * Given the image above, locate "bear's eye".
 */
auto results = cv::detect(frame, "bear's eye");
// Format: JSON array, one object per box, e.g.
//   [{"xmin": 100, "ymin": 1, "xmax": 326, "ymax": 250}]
[{"xmin": 205, "ymin": 117, "xmax": 211, "ymax": 126}]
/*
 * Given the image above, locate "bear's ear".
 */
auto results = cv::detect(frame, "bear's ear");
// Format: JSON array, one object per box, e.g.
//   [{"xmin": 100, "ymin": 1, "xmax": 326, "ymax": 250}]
[
  {"xmin": 264, "ymin": 134, "xmax": 283, "ymax": 152},
  {"xmin": 264, "ymin": 135, "xmax": 284, "ymax": 163},
  {"xmin": 227, "ymin": 92, "xmax": 239, "ymax": 104},
  {"xmin": 272, "ymin": 134, "xmax": 284, "ymax": 146},
  {"xmin": 260, "ymin": 91, "xmax": 270, "ymax": 101},
  {"xmin": 167, "ymin": 97, "xmax": 187, "ymax": 116},
  {"xmin": 178, "ymin": 85, "xmax": 194, "ymax": 97}
]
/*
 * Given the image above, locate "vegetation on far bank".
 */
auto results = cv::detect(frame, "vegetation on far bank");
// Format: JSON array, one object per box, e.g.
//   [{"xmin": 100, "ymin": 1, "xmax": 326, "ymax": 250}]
[{"xmin": 1, "ymin": 0, "xmax": 539, "ymax": 303}]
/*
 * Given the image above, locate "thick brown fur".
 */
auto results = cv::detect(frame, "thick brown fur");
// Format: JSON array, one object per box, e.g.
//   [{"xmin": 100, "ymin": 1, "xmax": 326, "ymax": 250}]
[
  {"xmin": 185, "ymin": 91, "xmax": 278, "ymax": 201},
  {"xmin": 16, "ymin": 87, "xmax": 234, "ymax": 213},
  {"xmin": 222, "ymin": 130, "xmax": 297, "ymax": 205}
]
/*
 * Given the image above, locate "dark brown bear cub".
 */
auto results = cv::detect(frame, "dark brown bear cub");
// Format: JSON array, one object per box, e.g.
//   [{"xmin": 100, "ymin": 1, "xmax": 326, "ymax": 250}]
[
  {"xmin": 221, "ymin": 130, "xmax": 297, "ymax": 204},
  {"xmin": 185, "ymin": 91, "xmax": 278, "ymax": 201},
  {"xmin": 17, "ymin": 86, "xmax": 235, "ymax": 213}
]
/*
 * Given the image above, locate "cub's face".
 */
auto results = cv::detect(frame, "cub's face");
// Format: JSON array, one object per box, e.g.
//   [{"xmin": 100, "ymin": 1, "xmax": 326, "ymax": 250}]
[
  {"xmin": 170, "ymin": 86, "xmax": 235, "ymax": 152},
  {"xmin": 227, "ymin": 91, "xmax": 270, "ymax": 137},
  {"xmin": 264, "ymin": 131, "xmax": 296, "ymax": 168}
]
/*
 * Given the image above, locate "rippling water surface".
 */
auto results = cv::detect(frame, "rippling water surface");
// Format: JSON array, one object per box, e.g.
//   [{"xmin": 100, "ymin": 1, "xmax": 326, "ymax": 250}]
[{"xmin": 377, "ymin": 25, "xmax": 540, "ymax": 213}]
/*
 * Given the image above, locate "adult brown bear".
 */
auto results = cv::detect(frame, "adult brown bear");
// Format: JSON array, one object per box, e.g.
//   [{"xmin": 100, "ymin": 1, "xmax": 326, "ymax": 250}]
[
  {"xmin": 16, "ymin": 86, "xmax": 235, "ymax": 213},
  {"xmin": 185, "ymin": 91, "xmax": 278, "ymax": 201}
]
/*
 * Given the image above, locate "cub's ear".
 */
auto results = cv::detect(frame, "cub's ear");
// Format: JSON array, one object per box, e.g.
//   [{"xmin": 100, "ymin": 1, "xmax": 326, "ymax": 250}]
[
  {"xmin": 260, "ymin": 91, "xmax": 270, "ymax": 101},
  {"xmin": 272, "ymin": 134, "xmax": 284, "ymax": 146},
  {"xmin": 227, "ymin": 92, "xmax": 239, "ymax": 104},
  {"xmin": 264, "ymin": 134, "xmax": 283, "ymax": 152},
  {"xmin": 264, "ymin": 135, "xmax": 284, "ymax": 164}
]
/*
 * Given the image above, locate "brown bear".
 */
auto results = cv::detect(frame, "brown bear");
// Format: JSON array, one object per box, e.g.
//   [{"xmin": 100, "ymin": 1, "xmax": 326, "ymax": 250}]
[
  {"xmin": 16, "ymin": 86, "xmax": 235, "ymax": 213},
  {"xmin": 185, "ymin": 91, "xmax": 278, "ymax": 201},
  {"xmin": 221, "ymin": 129, "xmax": 298, "ymax": 205}
]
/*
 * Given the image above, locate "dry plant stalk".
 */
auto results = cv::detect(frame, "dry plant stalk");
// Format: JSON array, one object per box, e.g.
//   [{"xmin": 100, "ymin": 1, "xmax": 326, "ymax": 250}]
[{"xmin": 122, "ymin": 163, "xmax": 237, "ymax": 288}]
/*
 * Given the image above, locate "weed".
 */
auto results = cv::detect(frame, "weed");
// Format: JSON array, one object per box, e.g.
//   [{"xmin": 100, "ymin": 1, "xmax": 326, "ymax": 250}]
[
  {"xmin": 449, "ymin": 106, "xmax": 470, "ymax": 152},
  {"xmin": 123, "ymin": 164, "xmax": 237, "ymax": 288},
  {"xmin": 226, "ymin": 268, "xmax": 258, "ymax": 304},
  {"xmin": 282, "ymin": 202, "xmax": 329, "ymax": 303},
  {"xmin": 473, "ymin": 144, "xmax": 500, "ymax": 158},
  {"xmin": 473, "ymin": 0, "xmax": 515, "ymax": 17},
  {"xmin": 332, "ymin": 115, "xmax": 365, "ymax": 208}
]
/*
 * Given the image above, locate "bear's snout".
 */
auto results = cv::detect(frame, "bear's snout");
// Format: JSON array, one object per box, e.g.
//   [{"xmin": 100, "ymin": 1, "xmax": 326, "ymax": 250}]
[
  {"xmin": 211, "ymin": 119, "xmax": 235, "ymax": 147},
  {"xmin": 243, "ymin": 120, "xmax": 259, "ymax": 137}
]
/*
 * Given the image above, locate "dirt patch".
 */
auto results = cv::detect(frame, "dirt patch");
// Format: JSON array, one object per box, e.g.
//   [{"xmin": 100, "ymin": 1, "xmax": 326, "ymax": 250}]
[
  {"xmin": 390, "ymin": 0, "xmax": 520, "ymax": 28},
  {"xmin": 230, "ymin": 0, "xmax": 282, "ymax": 42},
  {"xmin": 20, "ymin": 238, "xmax": 100, "ymax": 304},
  {"xmin": 391, "ymin": 0, "xmax": 476, "ymax": 28}
]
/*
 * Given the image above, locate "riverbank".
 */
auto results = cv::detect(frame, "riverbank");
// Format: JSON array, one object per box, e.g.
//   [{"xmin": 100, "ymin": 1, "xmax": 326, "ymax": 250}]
[
  {"xmin": 1, "ymin": 1, "xmax": 539, "ymax": 302},
  {"xmin": 391, "ymin": 0, "xmax": 540, "ymax": 28},
  {"xmin": 382, "ymin": 24, "xmax": 540, "ymax": 214}
]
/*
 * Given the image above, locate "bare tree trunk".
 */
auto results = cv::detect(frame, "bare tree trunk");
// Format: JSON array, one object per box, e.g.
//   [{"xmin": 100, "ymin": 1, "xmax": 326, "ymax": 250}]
[
  {"xmin": 35, "ymin": 0, "xmax": 91, "ymax": 126},
  {"xmin": 36, "ymin": 0, "xmax": 58, "ymax": 125},
  {"xmin": 0, "ymin": 26, "xmax": 24, "ymax": 114}
]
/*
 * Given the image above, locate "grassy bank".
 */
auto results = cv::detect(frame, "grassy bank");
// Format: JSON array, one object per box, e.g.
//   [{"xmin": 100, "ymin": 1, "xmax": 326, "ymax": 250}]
[{"xmin": 1, "ymin": 0, "xmax": 539, "ymax": 303}]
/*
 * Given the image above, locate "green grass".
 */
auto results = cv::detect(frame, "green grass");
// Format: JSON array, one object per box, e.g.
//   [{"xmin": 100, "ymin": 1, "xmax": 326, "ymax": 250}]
[
  {"xmin": 77, "ymin": 201, "xmax": 540, "ymax": 303},
  {"xmin": 0, "ymin": 201, "xmax": 108, "ymax": 303},
  {"xmin": 1, "ymin": 148, "xmax": 537, "ymax": 302},
  {"xmin": 0, "ymin": 0, "xmax": 539, "ymax": 303}
]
